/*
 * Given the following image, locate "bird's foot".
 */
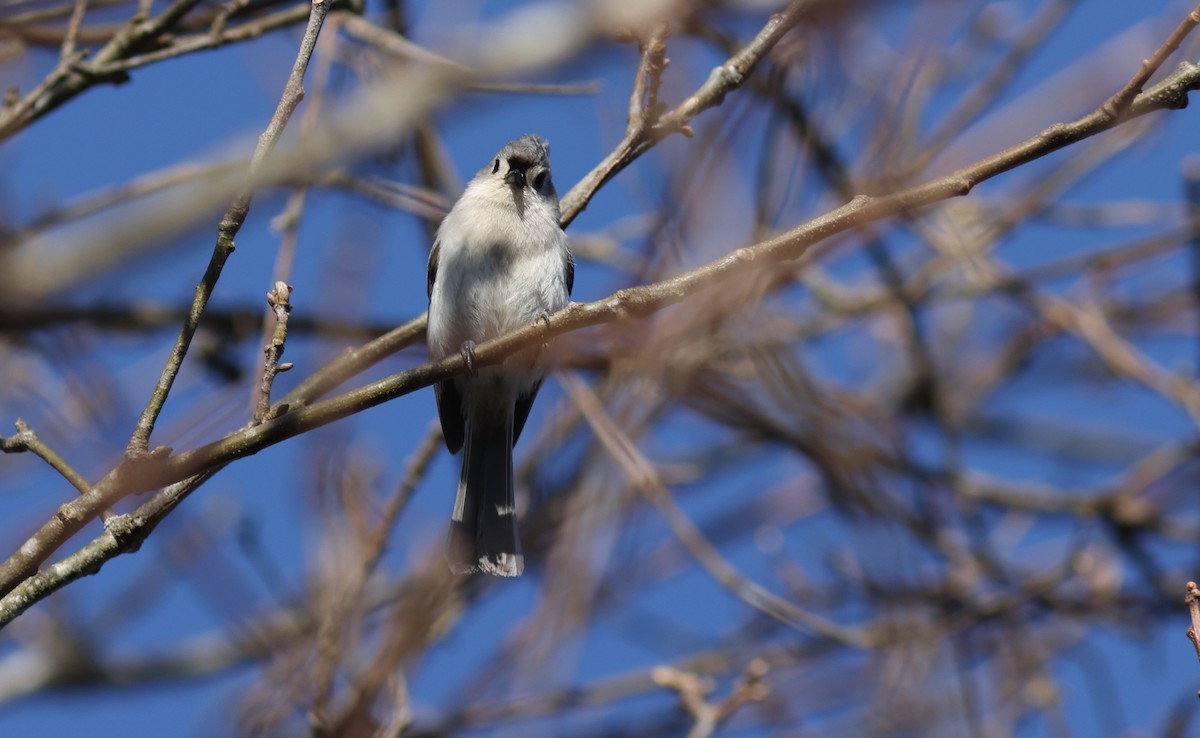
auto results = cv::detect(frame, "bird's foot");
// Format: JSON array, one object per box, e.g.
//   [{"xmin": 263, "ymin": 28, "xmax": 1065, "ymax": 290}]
[
  {"xmin": 532, "ymin": 311, "xmax": 554, "ymax": 359},
  {"xmin": 459, "ymin": 340, "xmax": 478, "ymax": 376}
]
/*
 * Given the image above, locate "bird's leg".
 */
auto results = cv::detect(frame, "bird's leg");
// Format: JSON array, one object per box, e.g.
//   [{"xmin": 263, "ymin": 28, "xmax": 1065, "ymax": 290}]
[
  {"xmin": 460, "ymin": 340, "xmax": 478, "ymax": 376},
  {"xmin": 524, "ymin": 311, "xmax": 553, "ymax": 369}
]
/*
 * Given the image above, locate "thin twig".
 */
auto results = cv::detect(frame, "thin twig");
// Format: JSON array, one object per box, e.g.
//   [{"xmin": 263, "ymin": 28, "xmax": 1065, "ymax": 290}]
[
  {"xmin": 1185, "ymin": 581, "xmax": 1200, "ymax": 695},
  {"xmin": 250, "ymin": 21, "xmax": 331, "ymax": 422},
  {"xmin": 253, "ymin": 281, "xmax": 294, "ymax": 425},
  {"xmin": 309, "ymin": 423, "xmax": 440, "ymax": 731},
  {"xmin": 1, "ymin": 420, "xmax": 91, "ymax": 497},
  {"xmin": 1, "ymin": 421, "xmax": 114, "ymax": 522},
  {"xmin": 652, "ymin": 658, "xmax": 770, "ymax": 738},
  {"xmin": 0, "ymin": 0, "xmax": 352, "ymax": 139},
  {"xmin": 560, "ymin": 1, "xmax": 806, "ymax": 226},
  {"xmin": 126, "ymin": 0, "xmax": 330, "ymax": 455},
  {"xmin": 86, "ymin": 0, "xmax": 325, "ymax": 76},
  {"xmin": 628, "ymin": 23, "xmax": 669, "ymax": 134},
  {"xmin": 1102, "ymin": 2, "xmax": 1200, "ymax": 119},
  {"xmin": 58, "ymin": 0, "xmax": 88, "ymax": 59},
  {"xmin": 0, "ymin": 0, "xmax": 209, "ymax": 140},
  {"xmin": 560, "ymin": 372, "xmax": 873, "ymax": 646},
  {"xmin": 0, "ymin": 0, "xmax": 333, "ymax": 612}
]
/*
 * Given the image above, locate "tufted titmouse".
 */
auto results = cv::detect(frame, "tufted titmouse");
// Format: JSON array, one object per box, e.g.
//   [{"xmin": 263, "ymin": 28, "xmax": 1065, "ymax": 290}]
[{"xmin": 426, "ymin": 134, "xmax": 574, "ymax": 577}]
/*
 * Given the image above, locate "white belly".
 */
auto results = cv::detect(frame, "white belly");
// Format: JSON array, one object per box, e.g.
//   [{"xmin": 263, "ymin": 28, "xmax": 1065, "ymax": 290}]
[{"xmin": 428, "ymin": 239, "xmax": 568, "ymax": 361}]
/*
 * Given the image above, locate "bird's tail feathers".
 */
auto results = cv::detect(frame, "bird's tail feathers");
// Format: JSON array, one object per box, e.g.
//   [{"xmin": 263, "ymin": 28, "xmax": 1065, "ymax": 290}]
[{"xmin": 448, "ymin": 407, "xmax": 522, "ymax": 577}]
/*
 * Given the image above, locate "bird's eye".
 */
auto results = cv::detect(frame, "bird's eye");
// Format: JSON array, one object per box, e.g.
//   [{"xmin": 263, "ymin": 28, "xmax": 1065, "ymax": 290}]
[
  {"xmin": 492, "ymin": 158, "xmax": 500, "ymax": 174},
  {"xmin": 532, "ymin": 171, "xmax": 546, "ymax": 190}
]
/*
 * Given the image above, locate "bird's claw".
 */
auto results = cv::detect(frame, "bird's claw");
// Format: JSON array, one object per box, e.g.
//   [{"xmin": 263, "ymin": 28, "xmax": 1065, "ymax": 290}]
[
  {"xmin": 536, "ymin": 311, "xmax": 555, "ymax": 350},
  {"xmin": 460, "ymin": 340, "xmax": 478, "ymax": 375}
]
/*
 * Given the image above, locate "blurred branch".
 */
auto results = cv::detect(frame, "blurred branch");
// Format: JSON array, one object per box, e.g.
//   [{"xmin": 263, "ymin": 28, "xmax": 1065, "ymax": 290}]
[
  {"xmin": 0, "ymin": 0, "xmax": 130, "ymax": 26},
  {"xmin": 0, "ymin": 164, "xmax": 445, "ymax": 252},
  {"xmin": 4, "ymin": 21, "xmax": 1200, "ymax": 627},
  {"xmin": 562, "ymin": 372, "xmax": 874, "ymax": 647},
  {"xmin": 308, "ymin": 423, "xmax": 440, "ymax": 732},
  {"xmin": 911, "ymin": 0, "xmax": 1078, "ymax": 175},
  {"xmin": 0, "ymin": 300, "xmax": 392, "ymax": 341},
  {"xmin": 337, "ymin": 13, "xmax": 601, "ymax": 95},
  {"xmin": 653, "ymin": 659, "xmax": 770, "ymax": 738},
  {"xmin": 58, "ymin": 0, "xmax": 88, "ymax": 59}
]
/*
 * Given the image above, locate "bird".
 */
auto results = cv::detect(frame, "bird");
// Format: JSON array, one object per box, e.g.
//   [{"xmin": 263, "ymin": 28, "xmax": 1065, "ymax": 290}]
[{"xmin": 426, "ymin": 134, "xmax": 574, "ymax": 577}]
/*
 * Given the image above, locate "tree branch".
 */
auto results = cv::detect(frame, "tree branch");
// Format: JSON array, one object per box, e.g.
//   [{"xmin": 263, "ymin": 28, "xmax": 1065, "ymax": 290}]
[
  {"xmin": 560, "ymin": 0, "xmax": 808, "ymax": 226},
  {"xmin": 252, "ymin": 281, "xmax": 294, "ymax": 425},
  {"xmin": 1186, "ymin": 580, "xmax": 1200, "ymax": 697},
  {"xmin": 1, "ymin": 420, "xmax": 91, "ymax": 497}
]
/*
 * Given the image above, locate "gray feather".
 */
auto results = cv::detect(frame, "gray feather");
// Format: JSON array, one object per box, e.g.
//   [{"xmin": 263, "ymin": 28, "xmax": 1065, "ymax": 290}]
[{"xmin": 447, "ymin": 404, "xmax": 522, "ymax": 576}]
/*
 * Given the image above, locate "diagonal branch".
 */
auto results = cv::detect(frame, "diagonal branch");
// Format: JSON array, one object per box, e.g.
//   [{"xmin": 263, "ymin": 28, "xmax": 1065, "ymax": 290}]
[
  {"xmin": 1, "ymin": 420, "xmax": 91, "ymax": 497},
  {"xmin": 561, "ymin": 373, "xmax": 873, "ymax": 646},
  {"xmin": 560, "ymin": 0, "xmax": 808, "ymax": 226},
  {"xmin": 1102, "ymin": 2, "xmax": 1200, "ymax": 119}
]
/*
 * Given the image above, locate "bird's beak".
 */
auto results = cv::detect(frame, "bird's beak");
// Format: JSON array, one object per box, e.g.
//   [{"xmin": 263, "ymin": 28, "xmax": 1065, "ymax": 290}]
[{"xmin": 505, "ymin": 168, "xmax": 526, "ymax": 188}]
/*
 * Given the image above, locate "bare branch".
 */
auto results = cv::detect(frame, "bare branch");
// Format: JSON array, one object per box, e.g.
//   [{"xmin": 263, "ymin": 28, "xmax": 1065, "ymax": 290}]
[
  {"xmin": 1102, "ymin": 2, "xmax": 1200, "ymax": 119},
  {"xmin": 653, "ymin": 659, "xmax": 770, "ymax": 738},
  {"xmin": 0, "ymin": 0, "xmax": 209, "ymax": 140},
  {"xmin": 1186, "ymin": 581, "xmax": 1200, "ymax": 696},
  {"xmin": 560, "ymin": 0, "xmax": 808, "ymax": 226},
  {"xmin": 1, "ymin": 420, "xmax": 91, "ymax": 497},
  {"xmin": 253, "ymin": 281, "xmax": 294, "ymax": 425},
  {"xmin": 126, "ymin": 0, "xmax": 331, "ymax": 455}
]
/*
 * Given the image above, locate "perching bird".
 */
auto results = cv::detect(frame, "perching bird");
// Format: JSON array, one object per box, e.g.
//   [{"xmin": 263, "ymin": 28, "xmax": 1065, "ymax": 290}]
[{"xmin": 426, "ymin": 134, "xmax": 573, "ymax": 577}]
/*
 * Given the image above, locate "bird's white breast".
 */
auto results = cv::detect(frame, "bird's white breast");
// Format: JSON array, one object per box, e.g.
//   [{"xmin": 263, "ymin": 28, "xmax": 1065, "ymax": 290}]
[{"xmin": 427, "ymin": 179, "xmax": 569, "ymax": 362}]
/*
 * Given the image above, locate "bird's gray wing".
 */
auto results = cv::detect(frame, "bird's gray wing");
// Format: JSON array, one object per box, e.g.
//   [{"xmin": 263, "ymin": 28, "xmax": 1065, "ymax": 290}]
[
  {"xmin": 564, "ymin": 241, "xmax": 574, "ymax": 296},
  {"xmin": 428, "ymin": 238, "xmax": 465, "ymax": 453},
  {"xmin": 512, "ymin": 380, "xmax": 541, "ymax": 446},
  {"xmin": 427, "ymin": 238, "xmax": 440, "ymax": 298},
  {"xmin": 434, "ymin": 381, "xmax": 465, "ymax": 454}
]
